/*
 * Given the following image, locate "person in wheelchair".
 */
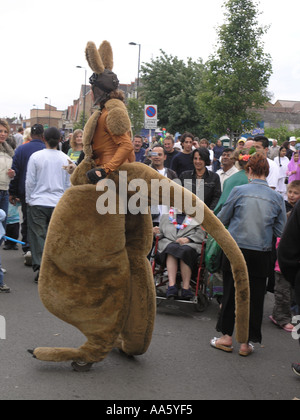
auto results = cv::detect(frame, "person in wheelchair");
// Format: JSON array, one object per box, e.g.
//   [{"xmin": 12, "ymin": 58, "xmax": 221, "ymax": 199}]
[{"xmin": 155, "ymin": 207, "xmax": 206, "ymax": 300}]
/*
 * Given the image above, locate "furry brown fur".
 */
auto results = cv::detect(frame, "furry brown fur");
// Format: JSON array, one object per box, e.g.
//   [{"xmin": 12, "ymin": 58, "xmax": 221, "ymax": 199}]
[
  {"xmin": 33, "ymin": 163, "xmax": 249, "ymax": 364},
  {"xmin": 85, "ymin": 41, "xmax": 105, "ymax": 74}
]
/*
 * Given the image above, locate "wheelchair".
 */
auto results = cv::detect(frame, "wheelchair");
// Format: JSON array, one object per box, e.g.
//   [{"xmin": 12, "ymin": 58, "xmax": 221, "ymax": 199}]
[{"xmin": 151, "ymin": 236, "xmax": 209, "ymax": 312}]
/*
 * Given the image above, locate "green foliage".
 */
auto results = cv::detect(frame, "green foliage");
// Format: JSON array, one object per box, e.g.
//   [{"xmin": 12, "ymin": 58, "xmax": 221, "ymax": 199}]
[
  {"xmin": 140, "ymin": 51, "xmax": 208, "ymax": 135},
  {"xmin": 198, "ymin": 0, "xmax": 272, "ymax": 139},
  {"xmin": 127, "ymin": 98, "xmax": 145, "ymax": 135},
  {"xmin": 73, "ymin": 111, "xmax": 88, "ymax": 130},
  {"xmin": 264, "ymin": 123, "xmax": 300, "ymax": 144}
]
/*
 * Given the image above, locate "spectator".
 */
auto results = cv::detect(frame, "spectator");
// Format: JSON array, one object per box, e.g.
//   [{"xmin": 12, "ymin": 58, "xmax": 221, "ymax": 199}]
[
  {"xmin": 67, "ymin": 129, "xmax": 83, "ymax": 163},
  {"xmin": 3, "ymin": 202, "xmax": 20, "ymax": 250},
  {"xmin": 133, "ymin": 135, "xmax": 145, "ymax": 163},
  {"xmin": 253, "ymin": 135, "xmax": 279, "ymax": 190},
  {"xmin": 170, "ymin": 132, "xmax": 194, "ymax": 176},
  {"xmin": 148, "ymin": 145, "xmax": 177, "ymax": 228},
  {"xmin": 236, "ymin": 138, "xmax": 246, "ymax": 150},
  {"xmin": 278, "ymin": 200, "xmax": 300, "ymax": 377},
  {"xmin": 9, "ymin": 124, "xmax": 46, "ymax": 264},
  {"xmin": 214, "ymin": 148, "xmax": 250, "ymax": 216},
  {"xmin": 216, "ymin": 148, "xmax": 238, "ymax": 191},
  {"xmin": 14, "ymin": 126, "xmax": 24, "ymax": 148},
  {"xmin": 274, "ymin": 146, "xmax": 290, "ymax": 199},
  {"xmin": 62, "ymin": 133, "xmax": 72, "ymax": 155},
  {"xmin": 289, "ymin": 137, "xmax": 297, "ymax": 153},
  {"xmin": 0, "ymin": 119, "xmax": 15, "ymax": 229},
  {"xmin": 282, "ymin": 141, "xmax": 293, "ymax": 160},
  {"xmin": 212, "ymin": 139, "xmax": 224, "ymax": 172},
  {"xmin": 268, "ymin": 139, "xmax": 280, "ymax": 160},
  {"xmin": 0, "ymin": 209, "xmax": 10, "ymax": 292},
  {"xmin": 26, "ymin": 127, "xmax": 71, "ymax": 282},
  {"xmin": 287, "ymin": 152, "xmax": 300, "ymax": 183},
  {"xmin": 163, "ymin": 135, "xmax": 179, "ymax": 168},
  {"xmin": 155, "ymin": 207, "xmax": 206, "ymax": 300},
  {"xmin": 23, "ymin": 128, "xmax": 32, "ymax": 144},
  {"xmin": 270, "ymin": 181, "xmax": 300, "ymax": 333},
  {"xmin": 199, "ymin": 138, "xmax": 214, "ymax": 171},
  {"xmin": 180, "ymin": 148, "xmax": 221, "ymax": 211},
  {"xmin": 211, "ymin": 153, "xmax": 286, "ymax": 356}
]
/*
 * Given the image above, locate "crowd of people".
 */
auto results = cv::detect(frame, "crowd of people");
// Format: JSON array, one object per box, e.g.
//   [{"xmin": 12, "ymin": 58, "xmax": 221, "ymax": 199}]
[{"xmin": 1, "ymin": 119, "xmax": 300, "ymax": 375}]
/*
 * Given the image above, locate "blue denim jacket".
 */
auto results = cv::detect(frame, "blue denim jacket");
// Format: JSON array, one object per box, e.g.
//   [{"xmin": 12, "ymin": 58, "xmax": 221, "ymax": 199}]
[{"xmin": 218, "ymin": 179, "xmax": 287, "ymax": 252}]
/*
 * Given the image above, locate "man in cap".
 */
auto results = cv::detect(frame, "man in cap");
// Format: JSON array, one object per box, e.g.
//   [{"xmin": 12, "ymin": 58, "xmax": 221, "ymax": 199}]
[{"xmin": 290, "ymin": 137, "xmax": 297, "ymax": 153}]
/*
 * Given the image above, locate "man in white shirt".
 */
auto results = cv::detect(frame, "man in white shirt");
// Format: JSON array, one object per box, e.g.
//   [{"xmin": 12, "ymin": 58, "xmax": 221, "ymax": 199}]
[
  {"xmin": 254, "ymin": 136, "xmax": 279, "ymax": 190},
  {"xmin": 25, "ymin": 127, "xmax": 71, "ymax": 281},
  {"xmin": 216, "ymin": 148, "xmax": 238, "ymax": 191}
]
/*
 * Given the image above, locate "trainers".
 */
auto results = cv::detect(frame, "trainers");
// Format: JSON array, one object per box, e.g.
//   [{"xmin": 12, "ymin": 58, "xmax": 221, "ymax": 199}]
[
  {"xmin": 292, "ymin": 363, "xmax": 300, "ymax": 377},
  {"xmin": 34, "ymin": 271, "xmax": 39, "ymax": 284},
  {"xmin": 24, "ymin": 251, "xmax": 32, "ymax": 266},
  {"xmin": 166, "ymin": 285, "xmax": 178, "ymax": 299},
  {"xmin": 181, "ymin": 288, "xmax": 194, "ymax": 301},
  {"xmin": 0, "ymin": 284, "xmax": 10, "ymax": 293}
]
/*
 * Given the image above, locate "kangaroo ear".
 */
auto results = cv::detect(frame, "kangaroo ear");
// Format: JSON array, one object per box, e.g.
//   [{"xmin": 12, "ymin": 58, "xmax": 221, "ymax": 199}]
[
  {"xmin": 98, "ymin": 40, "xmax": 113, "ymax": 71},
  {"xmin": 85, "ymin": 41, "xmax": 105, "ymax": 74}
]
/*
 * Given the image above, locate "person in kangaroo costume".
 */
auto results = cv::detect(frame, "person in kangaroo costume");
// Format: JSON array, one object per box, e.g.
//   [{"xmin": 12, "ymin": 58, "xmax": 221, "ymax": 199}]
[{"xmin": 29, "ymin": 40, "xmax": 250, "ymax": 371}]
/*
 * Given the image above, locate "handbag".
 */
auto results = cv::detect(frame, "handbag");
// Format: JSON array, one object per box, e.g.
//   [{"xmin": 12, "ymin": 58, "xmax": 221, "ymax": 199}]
[
  {"xmin": 284, "ymin": 176, "xmax": 289, "ymax": 185},
  {"xmin": 205, "ymin": 234, "xmax": 223, "ymax": 273}
]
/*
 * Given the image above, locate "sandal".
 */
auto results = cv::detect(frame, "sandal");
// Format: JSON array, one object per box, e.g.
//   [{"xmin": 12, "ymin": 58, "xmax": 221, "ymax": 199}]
[
  {"xmin": 239, "ymin": 343, "xmax": 254, "ymax": 357},
  {"xmin": 210, "ymin": 337, "xmax": 233, "ymax": 353},
  {"xmin": 269, "ymin": 315, "xmax": 294, "ymax": 332}
]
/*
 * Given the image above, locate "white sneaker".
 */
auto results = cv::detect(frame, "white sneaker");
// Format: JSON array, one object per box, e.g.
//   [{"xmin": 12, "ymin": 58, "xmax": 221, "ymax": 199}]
[
  {"xmin": 0, "ymin": 284, "xmax": 10, "ymax": 293},
  {"xmin": 24, "ymin": 251, "xmax": 32, "ymax": 266}
]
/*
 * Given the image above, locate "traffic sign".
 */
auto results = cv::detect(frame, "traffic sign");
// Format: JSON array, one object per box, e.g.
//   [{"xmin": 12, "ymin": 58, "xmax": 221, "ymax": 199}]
[{"xmin": 144, "ymin": 105, "xmax": 157, "ymax": 129}]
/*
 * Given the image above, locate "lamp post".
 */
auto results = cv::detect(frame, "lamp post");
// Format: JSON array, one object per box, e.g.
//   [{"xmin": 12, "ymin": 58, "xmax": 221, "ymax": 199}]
[
  {"xmin": 44, "ymin": 96, "xmax": 51, "ymax": 127},
  {"xmin": 129, "ymin": 42, "xmax": 141, "ymax": 100},
  {"xmin": 76, "ymin": 66, "xmax": 87, "ymax": 129}
]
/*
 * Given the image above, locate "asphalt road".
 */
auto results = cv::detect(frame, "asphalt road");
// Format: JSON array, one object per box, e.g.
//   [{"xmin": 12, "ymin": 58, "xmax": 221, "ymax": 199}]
[{"xmin": 0, "ymin": 246, "xmax": 299, "ymax": 401}]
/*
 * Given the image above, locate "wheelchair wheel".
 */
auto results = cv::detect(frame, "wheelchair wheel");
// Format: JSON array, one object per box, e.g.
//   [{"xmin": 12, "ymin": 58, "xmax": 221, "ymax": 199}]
[{"xmin": 195, "ymin": 292, "xmax": 209, "ymax": 312}]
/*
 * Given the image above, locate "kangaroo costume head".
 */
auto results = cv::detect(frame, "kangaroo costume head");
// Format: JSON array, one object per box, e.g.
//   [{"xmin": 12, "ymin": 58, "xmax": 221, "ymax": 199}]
[{"xmin": 85, "ymin": 40, "xmax": 119, "ymax": 107}]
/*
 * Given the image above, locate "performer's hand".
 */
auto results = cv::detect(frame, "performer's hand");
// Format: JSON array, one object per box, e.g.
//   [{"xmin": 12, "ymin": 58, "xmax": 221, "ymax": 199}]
[
  {"xmin": 62, "ymin": 159, "xmax": 76, "ymax": 174},
  {"xmin": 86, "ymin": 168, "xmax": 107, "ymax": 184}
]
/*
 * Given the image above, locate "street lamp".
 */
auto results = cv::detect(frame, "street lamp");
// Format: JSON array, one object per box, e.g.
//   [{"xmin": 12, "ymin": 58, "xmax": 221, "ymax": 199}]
[
  {"xmin": 129, "ymin": 42, "xmax": 141, "ymax": 99},
  {"xmin": 76, "ymin": 66, "xmax": 87, "ymax": 129},
  {"xmin": 44, "ymin": 96, "xmax": 51, "ymax": 127}
]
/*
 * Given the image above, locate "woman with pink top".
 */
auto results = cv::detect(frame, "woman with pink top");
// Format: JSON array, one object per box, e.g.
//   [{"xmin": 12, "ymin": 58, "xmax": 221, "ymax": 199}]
[{"xmin": 287, "ymin": 151, "xmax": 300, "ymax": 183}]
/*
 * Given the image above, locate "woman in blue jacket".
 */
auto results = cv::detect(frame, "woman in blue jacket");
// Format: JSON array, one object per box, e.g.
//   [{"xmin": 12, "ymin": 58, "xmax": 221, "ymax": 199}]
[{"xmin": 211, "ymin": 153, "xmax": 287, "ymax": 356}]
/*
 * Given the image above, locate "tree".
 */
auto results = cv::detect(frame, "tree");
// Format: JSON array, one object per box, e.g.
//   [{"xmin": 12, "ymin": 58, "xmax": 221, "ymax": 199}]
[
  {"xmin": 141, "ymin": 51, "xmax": 207, "ymax": 135},
  {"xmin": 198, "ymin": 0, "xmax": 272, "ymax": 143},
  {"xmin": 127, "ymin": 98, "xmax": 145, "ymax": 135},
  {"xmin": 73, "ymin": 111, "xmax": 88, "ymax": 131}
]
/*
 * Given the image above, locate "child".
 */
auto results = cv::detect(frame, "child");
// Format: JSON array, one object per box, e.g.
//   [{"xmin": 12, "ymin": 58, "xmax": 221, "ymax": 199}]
[
  {"xmin": 270, "ymin": 181, "xmax": 300, "ymax": 330},
  {"xmin": 3, "ymin": 203, "xmax": 20, "ymax": 250},
  {"xmin": 0, "ymin": 209, "xmax": 10, "ymax": 293}
]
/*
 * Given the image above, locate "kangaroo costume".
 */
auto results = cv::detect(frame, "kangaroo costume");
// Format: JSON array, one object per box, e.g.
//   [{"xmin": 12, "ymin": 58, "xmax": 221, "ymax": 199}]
[{"xmin": 29, "ymin": 40, "xmax": 250, "ymax": 371}]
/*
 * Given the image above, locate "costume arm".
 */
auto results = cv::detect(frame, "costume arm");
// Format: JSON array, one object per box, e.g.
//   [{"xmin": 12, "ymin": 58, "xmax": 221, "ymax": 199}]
[{"xmin": 101, "ymin": 131, "xmax": 134, "ymax": 174}]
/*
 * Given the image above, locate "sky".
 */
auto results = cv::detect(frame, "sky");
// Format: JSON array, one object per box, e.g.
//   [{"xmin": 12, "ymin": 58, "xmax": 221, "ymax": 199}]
[{"xmin": 1, "ymin": 0, "xmax": 300, "ymax": 120}]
